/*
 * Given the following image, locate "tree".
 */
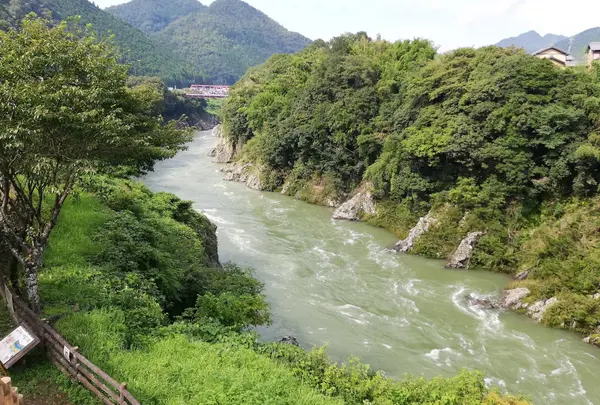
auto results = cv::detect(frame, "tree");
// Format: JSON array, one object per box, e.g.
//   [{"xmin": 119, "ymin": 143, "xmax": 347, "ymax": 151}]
[{"xmin": 0, "ymin": 16, "xmax": 191, "ymax": 313}]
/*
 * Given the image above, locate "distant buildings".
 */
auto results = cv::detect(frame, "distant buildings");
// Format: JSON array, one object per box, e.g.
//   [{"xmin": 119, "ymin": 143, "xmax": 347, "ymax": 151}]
[
  {"xmin": 533, "ymin": 43, "xmax": 600, "ymax": 68},
  {"xmin": 533, "ymin": 46, "xmax": 570, "ymax": 67},
  {"xmin": 586, "ymin": 42, "xmax": 600, "ymax": 65}
]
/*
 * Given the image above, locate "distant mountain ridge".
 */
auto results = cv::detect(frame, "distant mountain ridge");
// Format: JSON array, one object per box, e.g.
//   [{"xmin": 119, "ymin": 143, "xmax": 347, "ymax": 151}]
[
  {"xmin": 495, "ymin": 30, "xmax": 568, "ymax": 53},
  {"xmin": 107, "ymin": 0, "xmax": 312, "ymax": 84},
  {"xmin": 496, "ymin": 27, "xmax": 600, "ymax": 63}
]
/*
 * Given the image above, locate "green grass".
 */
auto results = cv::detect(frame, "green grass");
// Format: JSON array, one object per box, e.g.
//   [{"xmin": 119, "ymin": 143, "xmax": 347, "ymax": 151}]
[{"xmin": 44, "ymin": 193, "xmax": 110, "ymax": 268}]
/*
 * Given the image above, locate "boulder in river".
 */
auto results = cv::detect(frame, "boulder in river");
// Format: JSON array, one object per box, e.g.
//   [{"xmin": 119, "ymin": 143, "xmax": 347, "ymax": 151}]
[
  {"xmin": 500, "ymin": 288, "xmax": 531, "ymax": 310},
  {"xmin": 332, "ymin": 184, "xmax": 376, "ymax": 221},
  {"xmin": 394, "ymin": 212, "xmax": 437, "ymax": 253},
  {"xmin": 445, "ymin": 231, "xmax": 484, "ymax": 269},
  {"xmin": 466, "ymin": 294, "xmax": 500, "ymax": 309},
  {"xmin": 278, "ymin": 336, "xmax": 301, "ymax": 347}
]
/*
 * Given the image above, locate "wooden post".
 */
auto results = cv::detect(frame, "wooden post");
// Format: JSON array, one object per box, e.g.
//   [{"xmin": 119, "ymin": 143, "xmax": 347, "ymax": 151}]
[
  {"xmin": 10, "ymin": 387, "xmax": 17, "ymax": 405},
  {"xmin": 119, "ymin": 383, "xmax": 127, "ymax": 405},
  {"xmin": 1, "ymin": 377, "xmax": 13, "ymax": 405}
]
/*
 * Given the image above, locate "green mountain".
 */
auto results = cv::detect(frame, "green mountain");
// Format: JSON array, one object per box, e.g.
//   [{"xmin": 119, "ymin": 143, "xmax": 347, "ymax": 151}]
[
  {"xmin": 495, "ymin": 30, "xmax": 567, "ymax": 53},
  {"xmin": 0, "ymin": 0, "xmax": 202, "ymax": 85},
  {"xmin": 107, "ymin": 0, "xmax": 312, "ymax": 84},
  {"xmin": 105, "ymin": 0, "xmax": 206, "ymax": 34}
]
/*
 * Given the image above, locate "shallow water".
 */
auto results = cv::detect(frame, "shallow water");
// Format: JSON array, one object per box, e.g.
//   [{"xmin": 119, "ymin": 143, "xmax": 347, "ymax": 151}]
[{"xmin": 143, "ymin": 131, "xmax": 600, "ymax": 405}]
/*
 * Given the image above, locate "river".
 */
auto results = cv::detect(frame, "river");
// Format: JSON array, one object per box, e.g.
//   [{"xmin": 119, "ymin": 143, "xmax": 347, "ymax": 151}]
[{"xmin": 143, "ymin": 130, "xmax": 600, "ymax": 405}]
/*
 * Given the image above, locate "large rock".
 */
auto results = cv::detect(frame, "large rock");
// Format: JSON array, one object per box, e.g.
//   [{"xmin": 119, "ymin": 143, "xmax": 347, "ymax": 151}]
[
  {"xmin": 394, "ymin": 212, "xmax": 437, "ymax": 252},
  {"xmin": 212, "ymin": 124, "xmax": 223, "ymax": 138},
  {"xmin": 278, "ymin": 336, "xmax": 301, "ymax": 347},
  {"xmin": 332, "ymin": 184, "xmax": 376, "ymax": 221},
  {"xmin": 222, "ymin": 162, "xmax": 265, "ymax": 191},
  {"xmin": 527, "ymin": 297, "xmax": 558, "ymax": 322},
  {"xmin": 500, "ymin": 288, "xmax": 531, "ymax": 310},
  {"xmin": 593, "ymin": 293, "xmax": 600, "ymax": 300},
  {"xmin": 208, "ymin": 125, "xmax": 236, "ymax": 163},
  {"xmin": 445, "ymin": 231, "xmax": 484, "ymax": 269}
]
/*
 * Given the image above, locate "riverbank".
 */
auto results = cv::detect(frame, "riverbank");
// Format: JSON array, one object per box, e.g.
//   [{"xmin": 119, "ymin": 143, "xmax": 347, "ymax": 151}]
[
  {"xmin": 215, "ymin": 124, "xmax": 600, "ymax": 348},
  {"xmin": 143, "ymin": 130, "xmax": 600, "ymax": 404},
  {"xmin": 218, "ymin": 34, "xmax": 600, "ymax": 349}
]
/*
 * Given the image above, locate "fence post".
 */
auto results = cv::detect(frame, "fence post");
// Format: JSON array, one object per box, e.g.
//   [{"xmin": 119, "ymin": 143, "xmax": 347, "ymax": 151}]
[
  {"xmin": 1, "ymin": 377, "xmax": 13, "ymax": 405},
  {"xmin": 119, "ymin": 383, "xmax": 127, "ymax": 404}
]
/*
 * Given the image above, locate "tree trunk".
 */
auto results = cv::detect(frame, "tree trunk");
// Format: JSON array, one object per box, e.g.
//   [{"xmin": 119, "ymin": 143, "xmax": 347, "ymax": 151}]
[{"xmin": 25, "ymin": 262, "xmax": 40, "ymax": 314}]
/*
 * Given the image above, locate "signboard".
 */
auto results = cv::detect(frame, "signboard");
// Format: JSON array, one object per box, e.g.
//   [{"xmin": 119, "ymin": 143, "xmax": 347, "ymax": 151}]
[
  {"xmin": 63, "ymin": 345, "xmax": 71, "ymax": 362},
  {"xmin": 0, "ymin": 324, "xmax": 40, "ymax": 368}
]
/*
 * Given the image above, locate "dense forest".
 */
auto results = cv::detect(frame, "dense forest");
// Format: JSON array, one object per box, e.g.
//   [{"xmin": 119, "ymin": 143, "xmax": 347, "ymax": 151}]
[
  {"xmin": 108, "ymin": 0, "xmax": 312, "ymax": 84},
  {"xmin": 0, "ymin": 16, "xmax": 528, "ymax": 404},
  {"xmin": 0, "ymin": 0, "xmax": 203, "ymax": 86},
  {"xmin": 222, "ymin": 33, "xmax": 600, "ymax": 343}
]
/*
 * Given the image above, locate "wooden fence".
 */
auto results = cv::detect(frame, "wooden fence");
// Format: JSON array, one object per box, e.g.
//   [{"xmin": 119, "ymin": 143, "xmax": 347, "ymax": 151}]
[
  {"xmin": 0, "ymin": 282, "xmax": 141, "ymax": 405},
  {"xmin": 1, "ymin": 377, "xmax": 24, "ymax": 404}
]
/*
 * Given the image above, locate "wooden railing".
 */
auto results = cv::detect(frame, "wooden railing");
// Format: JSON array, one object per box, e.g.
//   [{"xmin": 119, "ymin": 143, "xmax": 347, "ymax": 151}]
[
  {"xmin": 0, "ymin": 282, "xmax": 140, "ymax": 405},
  {"xmin": 0, "ymin": 377, "xmax": 24, "ymax": 404}
]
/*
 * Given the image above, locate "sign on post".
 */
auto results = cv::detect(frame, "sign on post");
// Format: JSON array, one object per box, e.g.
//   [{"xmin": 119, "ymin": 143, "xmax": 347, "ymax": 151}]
[{"xmin": 0, "ymin": 324, "xmax": 40, "ymax": 368}]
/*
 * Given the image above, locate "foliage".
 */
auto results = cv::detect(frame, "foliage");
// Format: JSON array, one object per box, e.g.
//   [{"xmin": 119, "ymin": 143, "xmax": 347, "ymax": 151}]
[
  {"xmin": 0, "ymin": 0, "xmax": 202, "ymax": 86},
  {"xmin": 0, "ymin": 16, "xmax": 190, "ymax": 312},
  {"xmin": 223, "ymin": 33, "xmax": 600, "ymax": 339}
]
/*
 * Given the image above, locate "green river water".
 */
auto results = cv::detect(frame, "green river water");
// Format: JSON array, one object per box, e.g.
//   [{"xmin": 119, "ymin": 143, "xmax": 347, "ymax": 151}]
[{"xmin": 143, "ymin": 131, "xmax": 600, "ymax": 405}]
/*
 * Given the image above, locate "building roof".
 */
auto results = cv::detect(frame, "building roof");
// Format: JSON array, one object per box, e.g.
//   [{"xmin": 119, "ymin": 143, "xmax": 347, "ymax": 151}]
[
  {"xmin": 588, "ymin": 42, "xmax": 600, "ymax": 51},
  {"xmin": 533, "ymin": 46, "xmax": 568, "ymax": 56}
]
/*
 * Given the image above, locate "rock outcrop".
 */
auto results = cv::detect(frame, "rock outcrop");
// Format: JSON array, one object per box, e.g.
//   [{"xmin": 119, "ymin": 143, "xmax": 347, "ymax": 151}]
[
  {"xmin": 526, "ymin": 297, "xmax": 558, "ymax": 322},
  {"xmin": 332, "ymin": 184, "xmax": 376, "ymax": 221},
  {"xmin": 593, "ymin": 293, "xmax": 600, "ymax": 300},
  {"xmin": 222, "ymin": 162, "xmax": 265, "ymax": 191},
  {"xmin": 208, "ymin": 125, "xmax": 236, "ymax": 163},
  {"xmin": 445, "ymin": 231, "xmax": 484, "ymax": 269},
  {"xmin": 500, "ymin": 288, "xmax": 531, "ymax": 310},
  {"xmin": 500, "ymin": 288, "xmax": 558, "ymax": 322},
  {"xmin": 394, "ymin": 212, "xmax": 437, "ymax": 252},
  {"xmin": 515, "ymin": 270, "xmax": 531, "ymax": 281}
]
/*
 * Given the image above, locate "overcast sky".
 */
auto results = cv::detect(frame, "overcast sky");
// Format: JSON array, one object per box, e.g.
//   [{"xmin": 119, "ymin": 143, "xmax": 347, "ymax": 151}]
[{"xmin": 93, "ymin": 0, "xmax": 600, "ymax": 50}]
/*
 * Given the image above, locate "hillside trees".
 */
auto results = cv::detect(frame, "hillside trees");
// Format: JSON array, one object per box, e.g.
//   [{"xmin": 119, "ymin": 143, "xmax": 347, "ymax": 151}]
[{"xmin": 0, "ymin": 17, "xmax": 190, "ymax": 312}]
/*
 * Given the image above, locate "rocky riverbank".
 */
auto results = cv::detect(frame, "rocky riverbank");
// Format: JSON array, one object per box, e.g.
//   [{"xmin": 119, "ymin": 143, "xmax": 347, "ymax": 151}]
[{"xmin": 209, "ymin": 129, "xmax": 600, "ymax": 348}]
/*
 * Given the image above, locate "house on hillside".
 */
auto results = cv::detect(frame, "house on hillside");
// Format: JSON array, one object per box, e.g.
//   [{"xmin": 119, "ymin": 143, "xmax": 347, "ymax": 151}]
[
  {"xmin": 533, "ymin": 46, "xmax": 570, "ymax": 67},
  {"xmin": 587, "ymin": 42, "xmax": 600, "ymax": 66}
]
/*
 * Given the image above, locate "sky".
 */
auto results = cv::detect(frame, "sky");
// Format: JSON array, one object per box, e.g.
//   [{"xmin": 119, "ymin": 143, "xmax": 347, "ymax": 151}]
[{"xmin": 93, "ymin": 0, "xmax": 600, "ymax": 50}]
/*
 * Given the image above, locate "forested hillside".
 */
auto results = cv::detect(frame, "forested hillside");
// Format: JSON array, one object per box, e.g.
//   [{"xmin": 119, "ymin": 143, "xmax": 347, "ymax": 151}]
[
  {"xmin": 554, "ymin": 27, "xmax": 600, "ymax": 60},
  {"xmin": 108, "ymin": 0, "xmax": 312, "ymax": 84},
  {"xmin": 106, "ymin": 0, "xmax": 206, "ymax": 34},
  {"xmin": 0, "ymin": 0, "xmax": 202, "ymax": 86},
  {"xmin": 222, "ymin": 33, "xmax": 600, "ymax": 343}
]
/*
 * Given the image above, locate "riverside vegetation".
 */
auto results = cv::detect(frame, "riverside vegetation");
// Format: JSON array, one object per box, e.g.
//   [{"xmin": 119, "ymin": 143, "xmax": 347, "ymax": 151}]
[
  {"xmin": 221, "ymin": 33, "xmax": 600, "ymax": 345},
  {"xmin": 0, "ymin": 16, "xmax": 527, "ymax": 404}
]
